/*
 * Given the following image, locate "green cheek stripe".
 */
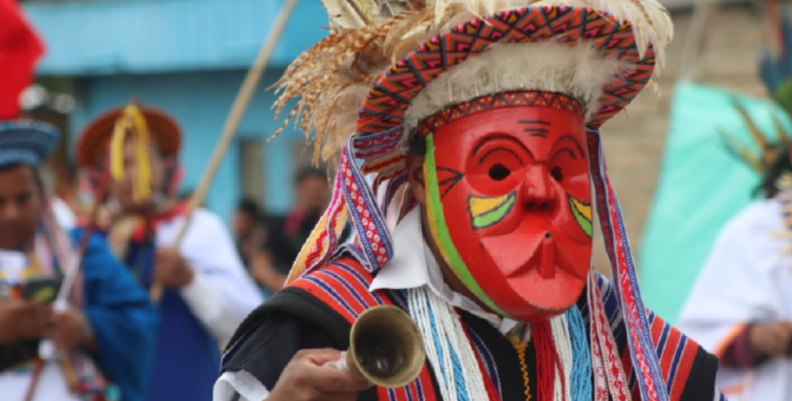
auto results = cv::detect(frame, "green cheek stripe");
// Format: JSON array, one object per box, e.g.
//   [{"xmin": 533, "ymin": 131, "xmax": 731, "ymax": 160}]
[
  {"xmin": 424, "ymin": 134, "xmax": 509, "ymax": 317},
  {"xmin": 569, "ymin": 196, "xmax": 593, "ymax": 238},
  {"xmin": 470, "ymin": 192, "xmax": 517, "ymax": 229}
]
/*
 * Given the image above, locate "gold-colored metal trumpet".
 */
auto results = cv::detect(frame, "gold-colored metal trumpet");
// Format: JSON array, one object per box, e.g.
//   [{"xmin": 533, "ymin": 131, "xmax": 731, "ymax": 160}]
[{"xmin": 331, "ymin": 305, "xmax": 426, "ymax": 388}]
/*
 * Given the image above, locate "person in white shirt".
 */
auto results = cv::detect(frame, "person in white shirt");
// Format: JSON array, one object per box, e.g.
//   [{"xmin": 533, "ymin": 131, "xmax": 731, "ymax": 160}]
[
  {"xmin": 678, "ymin": 120, "xmax": 792, "ymax": 400},
  {"xmin": 75, "ymin": 101, "xmax": 262, "ymax": 401}
]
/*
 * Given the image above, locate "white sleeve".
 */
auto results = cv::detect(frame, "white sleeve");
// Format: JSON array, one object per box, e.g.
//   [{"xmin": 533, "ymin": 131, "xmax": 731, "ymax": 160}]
[
  {"xmin": 677, "ymin": 203, "xmax": 784, "ymax": 352},
  {"xmin": 179, "ymin": 272, "xmax": 242, "ymax": 343},
  {"xmin": 158, "ymin": 209, "xmax": 264, "ymax": 344},
  {"xmin": 214, "ymin": 371, "xmax": 270, "ymax": 401},
  {"xmin": 51, "ymin": 198, "xmax": 76, "ymax": 230}
]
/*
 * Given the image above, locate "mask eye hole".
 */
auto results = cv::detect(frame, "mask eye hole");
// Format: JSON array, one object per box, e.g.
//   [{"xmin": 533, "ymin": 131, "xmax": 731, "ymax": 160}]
[
  {"xmin": 489, "ymin": 164, "xmax": 511, "ymax": 181},
  {"xmin": 551, "ymin": 166, "xmax": 564, "ymax": 182}
]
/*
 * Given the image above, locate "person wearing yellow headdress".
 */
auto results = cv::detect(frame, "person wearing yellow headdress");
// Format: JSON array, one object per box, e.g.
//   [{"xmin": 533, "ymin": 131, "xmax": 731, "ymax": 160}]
[
  {"xmin": 0, "ymin": 3, "xmax": 156, "ymax": 399},
  {"xmin": 76, "ymin": 102, "xmax": 262, "ymax": 401}
]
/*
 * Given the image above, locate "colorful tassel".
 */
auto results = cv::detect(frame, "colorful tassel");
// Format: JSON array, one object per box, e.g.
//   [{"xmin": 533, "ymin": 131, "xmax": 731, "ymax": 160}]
[{"xmin": 109, "ymin": 103, "xmax": 153, "ymax": 203}]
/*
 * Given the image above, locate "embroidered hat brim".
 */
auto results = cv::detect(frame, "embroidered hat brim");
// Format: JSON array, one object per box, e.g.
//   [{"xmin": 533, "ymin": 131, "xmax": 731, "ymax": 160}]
[{"xmin": 358, "ymin": 6, "xmax": 655, "ymax": 136}]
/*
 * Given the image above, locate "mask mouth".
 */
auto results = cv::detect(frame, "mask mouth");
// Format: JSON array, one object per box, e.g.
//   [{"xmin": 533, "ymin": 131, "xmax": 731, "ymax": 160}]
[
  {"xmin": 505, "ymin": 269, "xmax": 587, "ymax": 318},
  {"xmin": 480, "ymin": 223, "xmax": 591, "ymax": 279}
]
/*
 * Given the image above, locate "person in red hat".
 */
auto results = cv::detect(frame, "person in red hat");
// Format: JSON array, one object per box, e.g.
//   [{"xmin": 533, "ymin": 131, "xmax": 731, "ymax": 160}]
[
  {"xmin": 76, "ymin": 101, "xmax": 262, "ymax": 401},
  {"xmin": 215, "ymin": 0, "xmax": 724, "ymax": 401}
]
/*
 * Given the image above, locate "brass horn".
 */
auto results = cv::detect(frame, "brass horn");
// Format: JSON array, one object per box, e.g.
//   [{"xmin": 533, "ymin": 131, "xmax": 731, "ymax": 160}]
[{"xmin": 338, "ymin": 305, "xmax": 426, "ymax": 388}]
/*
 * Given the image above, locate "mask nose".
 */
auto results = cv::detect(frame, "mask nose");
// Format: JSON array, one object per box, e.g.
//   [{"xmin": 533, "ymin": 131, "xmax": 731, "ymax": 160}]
[{"xmin": 522, "ymin": 166, "xmax": 558, "ymax": 212}]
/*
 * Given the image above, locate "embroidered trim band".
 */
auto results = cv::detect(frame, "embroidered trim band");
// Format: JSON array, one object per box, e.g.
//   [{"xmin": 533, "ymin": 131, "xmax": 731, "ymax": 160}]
[{"xmin": 417, "ymin": 91, "xmax": 585, "ymax": 138}]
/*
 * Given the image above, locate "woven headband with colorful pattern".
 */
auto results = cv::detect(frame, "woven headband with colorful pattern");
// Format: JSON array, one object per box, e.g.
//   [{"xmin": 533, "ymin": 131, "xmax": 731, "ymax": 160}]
[{"xmin": 417, "ymin": 91, "xmax": 586, "ymax": 138}]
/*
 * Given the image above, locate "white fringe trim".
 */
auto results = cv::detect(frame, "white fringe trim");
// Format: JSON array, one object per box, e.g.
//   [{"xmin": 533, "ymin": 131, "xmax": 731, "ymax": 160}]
[
  {"xmin": 407, "ymin": 286, "xmax": 490, "ymax": 400},
  {"xmin": 551, "ymin": 313, "xmax": 574, "ymax": 400}
]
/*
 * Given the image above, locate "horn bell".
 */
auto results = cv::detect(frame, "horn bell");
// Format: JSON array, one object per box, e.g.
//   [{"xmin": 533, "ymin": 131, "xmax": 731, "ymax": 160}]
[{"xmin": 347, "ymin": 305, "xmax": 426, "ymax": 388}]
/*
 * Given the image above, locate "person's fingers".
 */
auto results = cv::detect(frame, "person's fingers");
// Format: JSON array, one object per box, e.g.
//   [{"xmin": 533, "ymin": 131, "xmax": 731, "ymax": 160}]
[
  {"xmin": 777, "ymin": 320, "xmax": 792, "ymax": 330},
  {"xmin": 306, "ymin": 364, "xmax": 372, "ymax": 393},
  {"xmin": 291, "ymin": 349, "xmax": 372, "ymax": 394},
  {"xmin": 311, "ymin": 391, "xmax": 363, "ymax": 401},
  {"xmin": 298, "ymin": 348, "xmax": 346, "ymax": 365},
  {"xmin": 776, "ymin": 322, "xmax": 792, "ymax": 354},
  {"xmin": 763, "ymin": 323, "xmax": 792, "ymax": 354},
  {"xmin": 762, "ymin": 326, "xmax": 783, "ymax": 353},
  {"xmin": 289, "ymin": 385, "xmax": 361, "ymax": 401}
]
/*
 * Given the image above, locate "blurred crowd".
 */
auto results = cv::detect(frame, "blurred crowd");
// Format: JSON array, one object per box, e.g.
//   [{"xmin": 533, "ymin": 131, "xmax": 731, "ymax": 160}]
[
  {"xmin": 231, "ymin": 167, "xmax": 331, "ymax": 298},
  {"xmin": 9, "ymin": 0, "xmax": 792, "ymax": 400}
]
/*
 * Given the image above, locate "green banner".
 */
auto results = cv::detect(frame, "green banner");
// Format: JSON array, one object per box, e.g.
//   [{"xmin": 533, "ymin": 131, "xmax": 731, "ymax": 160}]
[{"xmin": 639, "ymin": 81, "xmax": 791, "ymax": 323}]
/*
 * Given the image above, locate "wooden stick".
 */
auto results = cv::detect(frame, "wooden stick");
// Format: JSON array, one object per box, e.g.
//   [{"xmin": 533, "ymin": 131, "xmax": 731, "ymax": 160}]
[
  {"xmin": 768, "ymin": 0, "xmax": 784, "ymax": 54},
  {"xmin": 150, "ymin": 0, "xmax": 301, "ymax": 301},
  {"xmin": 26, "ymin": 183, "xmax": 110, "ymax": 401},
  {"xmin": 680, "ymin": 0, "xmax": 720, "ymax": 82},
  {"xmin": 23, "ymin": 359, "xmax": 45, "ymax": 401}
]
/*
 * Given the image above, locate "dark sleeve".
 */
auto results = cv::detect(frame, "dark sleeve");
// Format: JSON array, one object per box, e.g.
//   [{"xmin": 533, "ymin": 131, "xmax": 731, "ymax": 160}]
[
  {"xmin": 261, "ymin": 216, "xmax": 292, "ymax": 274},
  {"xmin": 719, "ymin": 323, "xmax": 769, "ymax": 368},
  {"xmin": 222, "ymin": 288, "xmax": 378, "ymax": 400},
  {"xmin": 679, "ymin": 346, "xmax": 720, "ymax": 401},
  {"xmin": 222, "ymin": 313, "xmax": 338, "ymax": 389},
  {"xmin": 0, "ymin": 340, "xmax": 38, "ymax": 372},
  {"xmin": 75, "ymin": 230, "xmax": 159, "ymax": 401}
]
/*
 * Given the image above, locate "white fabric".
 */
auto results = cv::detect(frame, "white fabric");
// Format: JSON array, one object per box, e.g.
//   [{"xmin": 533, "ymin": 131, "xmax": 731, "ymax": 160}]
[
  {"xmin": 406, "ymin": 285, "xmax": 490, "ymax": 401},
  {"xmin": 370, "ymin": 207, "xmax": 519, "ymax": 332},
  {"xmin": 551, "ymin": 313, "xmax": 573, "ymax": 401},
  {"xmin": 677, "ymin": 199, "xmax": 792, "ymax": 400},
  {"xmin": 0, "ymin": 249, "xmax": 28, "ymax": 281},
  {"xmin": 214, "ymin": 207, "xmax": 517, "ymax": 401},
  {"xmin": 214, "ymin": 370, "xmax": 269, "ymax": 401},
  {"xmin": 156, "ymin": 208, "xmax": 262, "ymax": 345},
  {"xmin": 0, "ymin": 362, "xmax": 80, "ymax": 401},
  {"xmin": 0, "ymin": 251, "xmax": 78, "ymax": 401},
  {"xmin": 50, "ymin": 198, "xmax": 76, "ymax": 230}
]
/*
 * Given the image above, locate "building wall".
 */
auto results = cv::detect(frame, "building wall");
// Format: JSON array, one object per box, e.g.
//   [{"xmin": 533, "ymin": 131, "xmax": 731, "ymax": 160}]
[
  {"xmin": 36, "ymin": 1, "xmax": 772, "ymax": 247},
  {"xmin": 25, "ymin": 0, "xmax": 327, "ymax": 74},
  {"xmin": 595, "ymin": 5, "xmax": 769, "ymax": 271},
  {"xmin": 71, "ymin": 69, "xmax": 309, "ymax": 222},
  {"xmin": 24, "ymin": 0, "xmax": 331, "ymax": 222}
]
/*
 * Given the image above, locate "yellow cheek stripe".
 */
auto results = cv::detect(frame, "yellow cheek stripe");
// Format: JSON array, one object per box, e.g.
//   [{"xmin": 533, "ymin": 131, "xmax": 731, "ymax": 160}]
[
  {"xmin": 570, "ymin": 197, "xmax": 592, "ymax": 221},
  {"xmin": 469, "ymin": 192, "xmax": 517, "ymax": 229},
  {"xmin": 470, "ymin": 193, "xmax": 511, "ymax": 216}
]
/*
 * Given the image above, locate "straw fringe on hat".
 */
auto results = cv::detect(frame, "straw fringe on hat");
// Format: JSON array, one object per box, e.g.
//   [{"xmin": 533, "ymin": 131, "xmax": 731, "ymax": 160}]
[{"xmin": 272, "ymin": 0, "xmax": 672, "ymax": 163}]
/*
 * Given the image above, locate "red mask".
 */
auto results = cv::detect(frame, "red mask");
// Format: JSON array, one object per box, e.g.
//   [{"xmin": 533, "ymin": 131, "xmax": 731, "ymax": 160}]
[{"xmin": 420, "ymin": 91, "xmax": 593, "ymax": 322}]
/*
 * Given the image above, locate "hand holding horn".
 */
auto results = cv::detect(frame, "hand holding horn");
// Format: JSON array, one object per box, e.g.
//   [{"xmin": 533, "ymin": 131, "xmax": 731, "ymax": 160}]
[{"xmin": 267, "ymin": 305, "xmax": 425, "ymax": 401}]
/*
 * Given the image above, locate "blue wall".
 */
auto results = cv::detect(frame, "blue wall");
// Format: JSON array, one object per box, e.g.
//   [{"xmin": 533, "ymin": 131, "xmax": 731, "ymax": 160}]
[
  {"xmin": 72, "ymin": 69, "xmax": 306, "ymax": 222},
  {"xmin": 23, "ymin": 0, "xmax": 331, "ymax": 222},
  {"xmin": 25, "ymin": 0, "xmax": 328, "ymax": 74}
]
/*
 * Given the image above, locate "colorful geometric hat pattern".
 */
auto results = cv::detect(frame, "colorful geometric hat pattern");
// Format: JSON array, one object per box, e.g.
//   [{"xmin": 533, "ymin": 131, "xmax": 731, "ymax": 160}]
[{"xmin": 358, "ymin": 6, "xmax": 656, "ymax": 137}]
